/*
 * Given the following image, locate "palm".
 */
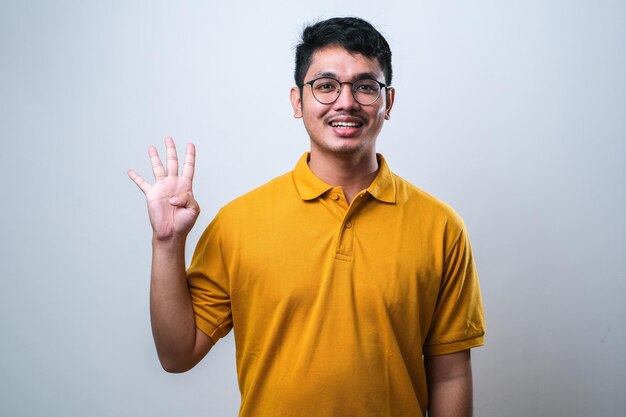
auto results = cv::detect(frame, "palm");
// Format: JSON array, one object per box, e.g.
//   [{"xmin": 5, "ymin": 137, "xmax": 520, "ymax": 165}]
[
  {"xmin": 129, "ymin": 137, "xmax": 199, "ymax": 240},
  {"xmin": 146, "ymin": 175, "xmax": 195, "ymax": 238}
]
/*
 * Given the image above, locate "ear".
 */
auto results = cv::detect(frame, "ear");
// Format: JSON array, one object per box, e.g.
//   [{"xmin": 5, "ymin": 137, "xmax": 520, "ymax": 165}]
[
  {"xmin": 290, "ymin": 87, "xmax": 303, "ymax": 119},
  {"xmin": 384, "ymin": 87, "xmax": 395, "ymax": 120}
]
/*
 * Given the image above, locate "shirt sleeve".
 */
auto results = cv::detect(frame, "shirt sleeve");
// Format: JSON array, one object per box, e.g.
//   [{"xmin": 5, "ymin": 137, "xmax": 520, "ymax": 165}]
[
  {"xmin": 187, "ymin": 213, "xmax": 233, "ymax": 344},
  {"xmin": 423, "ymin": 226, "xmax": 485, "ymax": 356}
]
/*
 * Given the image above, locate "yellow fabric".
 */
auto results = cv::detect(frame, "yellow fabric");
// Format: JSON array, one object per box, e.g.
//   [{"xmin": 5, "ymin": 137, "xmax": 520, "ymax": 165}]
[{"xmin": 187, "ymin": 153, "xmax": 485, "ymax": 417}]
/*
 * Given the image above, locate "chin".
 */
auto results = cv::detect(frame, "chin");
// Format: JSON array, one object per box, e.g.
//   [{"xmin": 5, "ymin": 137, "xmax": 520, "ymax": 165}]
[
  {"xmin": 322, "ymin": 143, "xmax": 371, "ymax": 157},
  {"xmin": 310, "ymin": 133, "xmax": 375, "ymax": 157},
  {"xmin": 333, "ymin": 145, "xmax": 365, "ymax": 155}
]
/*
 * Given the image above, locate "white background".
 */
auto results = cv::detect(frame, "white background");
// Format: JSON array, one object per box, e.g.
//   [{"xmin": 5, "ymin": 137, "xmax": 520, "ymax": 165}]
[{"xmin": 1, "ymin": 1, "xmax": 624, "ymax": 416}]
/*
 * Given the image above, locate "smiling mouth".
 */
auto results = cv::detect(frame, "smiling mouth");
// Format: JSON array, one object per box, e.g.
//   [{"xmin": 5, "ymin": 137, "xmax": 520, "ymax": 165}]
[{"xmin": 330, "ymin": 121, "xmax": 362, "ymax": 128}]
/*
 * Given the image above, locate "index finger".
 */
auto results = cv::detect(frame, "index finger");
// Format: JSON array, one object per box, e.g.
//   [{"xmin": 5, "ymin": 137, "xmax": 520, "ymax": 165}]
[{"xmin": 181, "ymin": 143, "xmax": 196, "ymax": 180}]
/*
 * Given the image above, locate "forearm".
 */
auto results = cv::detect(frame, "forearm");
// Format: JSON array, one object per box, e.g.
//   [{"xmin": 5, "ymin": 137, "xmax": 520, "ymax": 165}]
[
  {"xmin": 150, "ymin": 237, "xmax": 200, "ymax": 372},
  {"xmin": 426, "ymin": 351, "xmax": 474, "ymax": 417}
]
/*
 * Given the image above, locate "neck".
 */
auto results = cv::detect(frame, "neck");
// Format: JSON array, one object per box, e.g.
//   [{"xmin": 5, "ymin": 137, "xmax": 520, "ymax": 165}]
[{"xmin": 308, "ymin": 149, "xmax": 379, "ymax": 204}]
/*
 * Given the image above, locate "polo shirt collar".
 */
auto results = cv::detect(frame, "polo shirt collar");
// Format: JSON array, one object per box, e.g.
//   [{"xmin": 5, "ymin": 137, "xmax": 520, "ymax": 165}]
[
  {"xmin": 293, "ymin": 152, "xmax": 396, "ymax": 204},
  {"xmin": 368, "ymin": 154, "xmax": 396, "ymax": 203}
]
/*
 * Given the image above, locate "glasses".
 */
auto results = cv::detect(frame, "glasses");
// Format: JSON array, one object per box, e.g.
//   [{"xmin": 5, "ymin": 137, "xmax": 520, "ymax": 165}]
[{"xmin": 302, "ymin": 77, "xmax": 387, "ymax": 106}]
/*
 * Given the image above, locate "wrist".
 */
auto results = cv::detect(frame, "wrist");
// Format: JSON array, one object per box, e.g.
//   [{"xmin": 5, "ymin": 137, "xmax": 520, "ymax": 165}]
[{"xmin": 152, "ymin": 235, "xmax": 187, "ymax": 249}]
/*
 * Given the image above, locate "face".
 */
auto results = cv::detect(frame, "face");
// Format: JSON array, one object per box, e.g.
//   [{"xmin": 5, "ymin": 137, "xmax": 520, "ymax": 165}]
[{"xmin": 290, "ymin": 45, "xmax": 395, "ymax": 159}]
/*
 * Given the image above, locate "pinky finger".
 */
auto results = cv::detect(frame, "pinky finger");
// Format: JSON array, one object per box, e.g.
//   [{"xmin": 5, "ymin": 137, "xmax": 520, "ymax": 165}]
[{"xmin": 127, "ymin": 169, "xmax": 152, "ymax": 194}]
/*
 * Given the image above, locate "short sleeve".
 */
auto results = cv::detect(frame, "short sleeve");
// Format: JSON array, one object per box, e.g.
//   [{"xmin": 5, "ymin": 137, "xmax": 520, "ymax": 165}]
[
  {"xmin": 187, "ymin": 214, "xmax": 233, "ymax": 344},
  {"xmin": 423, "ymin": 226, "xmax": 485, "ymax": 356}
]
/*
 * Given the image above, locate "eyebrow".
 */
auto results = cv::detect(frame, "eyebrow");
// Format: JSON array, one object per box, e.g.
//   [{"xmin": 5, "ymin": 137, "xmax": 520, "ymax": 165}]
[{"xmin": 313, "ymin": 71, "xmax": 382, "ymax": 81}]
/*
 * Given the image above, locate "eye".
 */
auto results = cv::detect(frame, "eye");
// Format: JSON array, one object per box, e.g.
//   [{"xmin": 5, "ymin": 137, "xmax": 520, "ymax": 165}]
[
  {"xmin": 355, "ymin": 81, "xmax": 379, "ymax": 94},
  {"xmin": 313, "ymin": 78, "xmax": 339, "ymax": 93}
]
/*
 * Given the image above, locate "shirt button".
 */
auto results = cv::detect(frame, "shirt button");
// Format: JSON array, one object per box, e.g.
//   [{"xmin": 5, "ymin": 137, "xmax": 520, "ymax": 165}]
[
  {"xmin": 330, "ymin": 193, "xmax": 340, "ymax": 200},
  {"xmin": 345, "ymin": 221, "xmax": 353, "ymax": 229}
]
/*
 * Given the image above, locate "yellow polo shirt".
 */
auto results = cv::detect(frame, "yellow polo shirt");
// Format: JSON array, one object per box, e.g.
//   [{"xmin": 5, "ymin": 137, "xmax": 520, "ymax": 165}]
[{"xmin": 187, "ymin": 153, "xmax": 485, "ymax": 417}]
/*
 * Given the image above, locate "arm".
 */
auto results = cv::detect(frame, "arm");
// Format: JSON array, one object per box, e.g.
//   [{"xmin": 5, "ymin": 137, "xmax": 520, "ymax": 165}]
[
  {"xmin": 128, "ymin": 137, "xmax": 212, "ymax": 373},
  {"xmin": 425, "ymin": 350, "xmax": 474, "ymax": 417}
]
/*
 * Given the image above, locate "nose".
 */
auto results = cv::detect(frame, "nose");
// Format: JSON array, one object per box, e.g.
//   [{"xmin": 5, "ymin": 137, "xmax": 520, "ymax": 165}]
[{"xmin": 333, "ymin": 82, "xmax": 360, "ymax": 110}]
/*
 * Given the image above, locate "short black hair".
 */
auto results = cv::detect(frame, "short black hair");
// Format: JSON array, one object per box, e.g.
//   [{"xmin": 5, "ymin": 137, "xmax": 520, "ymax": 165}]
[{"xmin": 294, "ymin": 17, "xmax": 393, "ymax": 87}]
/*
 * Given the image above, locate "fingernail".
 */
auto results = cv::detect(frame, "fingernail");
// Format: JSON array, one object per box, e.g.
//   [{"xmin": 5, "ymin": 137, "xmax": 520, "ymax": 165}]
[{"xmin": 169, "ymin": 196, "xmax": 180, "ymax": 204}]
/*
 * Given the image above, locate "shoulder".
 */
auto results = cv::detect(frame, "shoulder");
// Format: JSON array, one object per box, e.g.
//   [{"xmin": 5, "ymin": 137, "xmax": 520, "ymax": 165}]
[
  {"xmin": 392, "ymin": 172, "xmax": 466, "ymax": 230},
  {"xmin": 390, "ymin": 172, "xmax": 474, "ymax": 259},
  {"xmin": 215, "ymin": 170, "xmax": 296, "ymax": 222}
]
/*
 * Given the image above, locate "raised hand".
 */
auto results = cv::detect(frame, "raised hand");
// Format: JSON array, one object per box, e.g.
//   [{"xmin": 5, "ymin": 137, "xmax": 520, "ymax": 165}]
[{"xmin": 128, "ymin": 137, "xmax": 200, "ymax": 240}]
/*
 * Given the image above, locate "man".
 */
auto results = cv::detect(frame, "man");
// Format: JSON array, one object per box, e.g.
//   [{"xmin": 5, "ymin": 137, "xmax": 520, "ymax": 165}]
[{"xmin": 129, "ymin": 17, "xmax": 484, "ymax": 417}]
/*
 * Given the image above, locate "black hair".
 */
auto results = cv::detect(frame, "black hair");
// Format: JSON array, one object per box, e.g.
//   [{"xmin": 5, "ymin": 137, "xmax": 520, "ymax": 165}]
[{"xmin": 294, "ymin": 17, "xmax": 393, "ymax": 87}]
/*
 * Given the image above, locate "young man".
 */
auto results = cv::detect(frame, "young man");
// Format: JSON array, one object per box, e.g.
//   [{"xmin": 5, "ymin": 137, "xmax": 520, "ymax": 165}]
[{"xmin": 129, "ymin": 17, "xmax": 484, "ymax": 417}]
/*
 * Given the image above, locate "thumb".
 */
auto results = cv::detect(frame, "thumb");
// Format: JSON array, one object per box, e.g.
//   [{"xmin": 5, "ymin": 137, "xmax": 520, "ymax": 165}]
[{"xmin": 169, "ymin": 192, "xmax": 200, "ymax": 213}]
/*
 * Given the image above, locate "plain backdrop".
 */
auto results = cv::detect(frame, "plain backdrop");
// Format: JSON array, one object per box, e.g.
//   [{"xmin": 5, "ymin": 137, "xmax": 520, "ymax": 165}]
[{"xmin": 1, "ymin": 1, "xmax": 624, "ymax": 416}]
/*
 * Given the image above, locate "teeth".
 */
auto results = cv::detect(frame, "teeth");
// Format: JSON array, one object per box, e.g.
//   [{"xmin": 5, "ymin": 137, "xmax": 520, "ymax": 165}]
[{"xmin": 331, "ymin": 121, "xmax": 360, "ymax": 127}]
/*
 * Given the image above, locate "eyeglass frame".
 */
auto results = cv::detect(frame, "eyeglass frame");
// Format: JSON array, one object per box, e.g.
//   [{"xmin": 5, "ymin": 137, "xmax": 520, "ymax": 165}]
[{"xmin": 300, "ymin": 77, "xmax": 389, "ymax": 106}]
